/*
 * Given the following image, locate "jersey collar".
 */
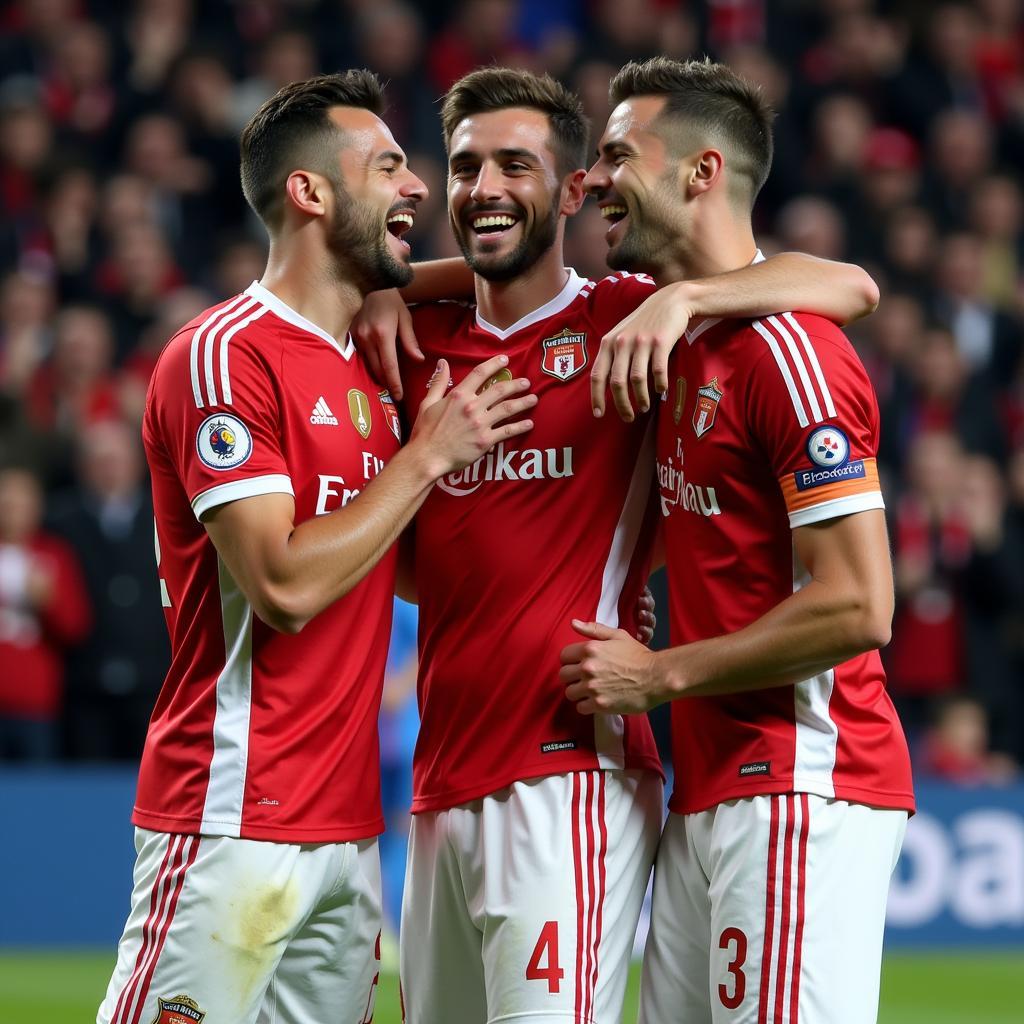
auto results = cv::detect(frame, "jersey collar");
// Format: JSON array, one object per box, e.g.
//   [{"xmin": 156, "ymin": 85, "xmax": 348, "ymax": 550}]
[
  {"xmin": 685, "ymin": 248, "xmax": 766, "ymax": 345},
  {"xmin": 474, "ymin": 269, "xmax": 588, "ymax": 341},
  {"xmin": 245, "ymin": 281, "xmax": 355, "ymax": 360}
]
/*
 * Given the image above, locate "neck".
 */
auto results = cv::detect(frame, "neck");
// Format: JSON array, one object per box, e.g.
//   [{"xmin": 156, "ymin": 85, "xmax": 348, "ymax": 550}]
[
  {"xmin": 652, "ymin": 213, "xmax": 758, "ymax": 288},
  {"xmin": 474, "ymin": 245, "xmax": 569, "ymax": 331},
  {"xmin": 260, "ymin": 235, "xmax": 366, "ymax": 341}
]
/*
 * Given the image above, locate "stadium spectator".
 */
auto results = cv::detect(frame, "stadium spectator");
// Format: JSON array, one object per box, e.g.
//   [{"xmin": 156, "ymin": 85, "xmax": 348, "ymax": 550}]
[
  {"xmin": 50, "ymin": 421, "xmax": 169, "ymax": 761},
  {"xmin": 918, "ymin": 694, "xmax": 1019, "ymax": 784},
  {"xmin": 0, "ymin": 465, "xmax": 91, "ymax": 761}
]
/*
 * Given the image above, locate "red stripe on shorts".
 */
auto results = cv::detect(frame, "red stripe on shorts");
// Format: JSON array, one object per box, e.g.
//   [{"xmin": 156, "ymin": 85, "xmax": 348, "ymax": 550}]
[
  {"xmin": 583, "ymin": 773, "xmax": 597, "ymax": 1023},
  {"xmin": 589, "ymin": 772, "xmax": 608, "ymax": 1022},
  {"xmin": 129, "ymin": 835, "xmax": 200, "ymax": 1024},
  {"xmin": 773, "ymin": 796, "xmax": 797, "ymax": 1024},
  {"xmin": 572, "ymin": 772, "xmax": 585, "ymax": 1020},
  {"xmin": 789, "ymin": 794, "xmax": 810, "ymax": 1024},
  {"xmin": 758, "ymin": 796, "xmax": 781, "ymax": 1024},
  {"xmin": 110, "ymin": 834, "xmax": 178, "ymax": 1024}
]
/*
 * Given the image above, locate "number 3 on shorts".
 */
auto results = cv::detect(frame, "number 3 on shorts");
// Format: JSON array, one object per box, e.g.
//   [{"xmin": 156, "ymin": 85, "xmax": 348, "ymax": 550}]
[
  {"xmin": 526, "ymin": 920, "xmax": 564, "ymax": 993},
  {"xmin": 718, "ymin": 926, "xmax": 747, "ymax": 1010}
]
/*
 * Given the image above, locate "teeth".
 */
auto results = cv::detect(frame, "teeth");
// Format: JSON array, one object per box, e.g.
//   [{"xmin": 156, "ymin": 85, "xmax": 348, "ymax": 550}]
[
  {"xmin": 388, "ymin": 213, "xmax": 414, "ymax": 226},
  {"xmin": 472, "ymin": 215, "xmax": 517, "ymax": 228},
  {"xmin": 601, "ymin": 205, "xmax": 627, "ymax": 220}
]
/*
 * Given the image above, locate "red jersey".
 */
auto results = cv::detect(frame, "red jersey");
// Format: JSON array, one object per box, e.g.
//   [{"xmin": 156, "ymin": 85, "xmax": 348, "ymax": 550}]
[
  {"xmin": 657, "ymin": 310, "xmax": 914, "ymax": 815},
  {"xmin": 402, "ymin": 270, "xmax": 664, "ymax": 813},
  {"xmin": 138, "ymin": 282, "xmax": 401, "ymax": 842}
]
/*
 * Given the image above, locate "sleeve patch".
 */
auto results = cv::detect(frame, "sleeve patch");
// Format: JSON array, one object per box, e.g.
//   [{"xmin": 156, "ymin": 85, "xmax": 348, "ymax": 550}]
[
  {"xmin": 196, "ymin": 413, "xmax": 253, "ymax": 470},
  {"xmin": 781, "ymin": 457, "xmax": 881, "ymax": 513}
]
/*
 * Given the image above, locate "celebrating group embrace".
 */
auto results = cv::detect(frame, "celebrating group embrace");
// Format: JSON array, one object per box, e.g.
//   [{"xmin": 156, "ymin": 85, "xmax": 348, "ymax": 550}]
[{"xmin": 98, "ymin": 57, "xmax": 913, "ymax": 1024}]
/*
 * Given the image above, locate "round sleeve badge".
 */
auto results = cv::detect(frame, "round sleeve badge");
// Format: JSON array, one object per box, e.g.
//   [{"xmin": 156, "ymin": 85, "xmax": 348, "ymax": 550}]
[
  {"xmin": 196, "ymin": 412, "xmax": 253, "ymax": 470},
  {"xmin": 806, "ymin": 424, "xmax": 850, "ymax": 469}
]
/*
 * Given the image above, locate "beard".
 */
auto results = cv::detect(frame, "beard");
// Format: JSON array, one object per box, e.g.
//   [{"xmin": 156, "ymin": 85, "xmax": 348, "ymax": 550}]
[
  {"xmin": 453, "ymin": 196, "xmax": 559, "ymax": 282},
  {"xmin": 605, "ymin": 175, "xmax": 681, "ymax": 276},
  {"xmin": 325, "ymin": 181, "xmax": 413, "ymax": 292}
]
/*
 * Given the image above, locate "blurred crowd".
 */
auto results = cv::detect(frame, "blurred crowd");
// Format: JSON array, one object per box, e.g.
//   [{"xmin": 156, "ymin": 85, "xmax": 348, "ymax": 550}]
[{"xmin": 0, "ymin": 0, "xmax": 1022, "ymax": 784}]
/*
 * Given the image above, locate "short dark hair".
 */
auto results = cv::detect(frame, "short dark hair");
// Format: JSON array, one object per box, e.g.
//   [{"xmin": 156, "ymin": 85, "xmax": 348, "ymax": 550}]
[
  {"xmin": 240, "ymin": 70, "xmax": 385, "ymax": 230},
  {"xmin": 609, "ymin": 57, "xmax": 774, "ymax": 206},
  {"xmin": 440, "ymin": 67, "xmax": 589, "ymax": 179}
]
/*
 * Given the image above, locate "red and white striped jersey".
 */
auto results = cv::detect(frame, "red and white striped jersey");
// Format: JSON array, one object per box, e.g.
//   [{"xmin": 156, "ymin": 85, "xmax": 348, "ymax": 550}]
[
  {"xmin": 138, "ymin": 282, "xmax": 401, "ymax": 842},
  {"xmin": 401, "ymin": 270, "xmax": 664, "ymax": 813},
  {"xmin": 657, "ymin": 310, "xmax": 914, "ymax": 815}
]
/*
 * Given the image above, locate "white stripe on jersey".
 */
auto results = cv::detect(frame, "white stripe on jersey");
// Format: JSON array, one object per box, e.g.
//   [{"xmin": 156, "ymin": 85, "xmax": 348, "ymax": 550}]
[
  {"xmin": 220, "ymin": 305, "xmax": 269, "ymax": 405},
  {"xmin": 205, "ymin": 297, "xmax": 259, "ymax": 406},
  {"xmin": 593, "ymin": 417, "xmax": 656, "ymax": 769},
  {"xmin": 783, "ymin": 312, "xmax": 837, "ymax": 418},
  {"xmin": 190, "ymin": 295, "xmax": 249, "ymax": 408},
  {"xmin": 766, "ymin": 315, "xmax": 823, "ymax": 423},
  {"xmin": 200, "ymin": 557, "xmax": 255, "ymax": 836},
  {"xmin": 753, "ymin": 319, "xmax": 809, "ymax": 427}
]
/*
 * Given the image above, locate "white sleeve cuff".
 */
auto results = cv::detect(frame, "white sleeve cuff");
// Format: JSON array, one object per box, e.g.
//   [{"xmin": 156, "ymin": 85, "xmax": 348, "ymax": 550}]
[
  {"xmin": 788, "ymin": 491, "xmax": 885, "ymax": 529},
  {"xmin": 192, "ymin": 474, "xmax": 294, "ymax": 520}
]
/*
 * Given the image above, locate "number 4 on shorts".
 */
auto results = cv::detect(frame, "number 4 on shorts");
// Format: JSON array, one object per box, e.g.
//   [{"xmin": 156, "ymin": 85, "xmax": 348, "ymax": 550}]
[{"xmin": 526, "ymin": 920, "xmax": 564, "ymax": 993}]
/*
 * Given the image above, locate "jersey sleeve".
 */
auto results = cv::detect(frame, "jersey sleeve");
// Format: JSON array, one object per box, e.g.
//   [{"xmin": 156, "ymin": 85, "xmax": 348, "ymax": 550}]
[
  {"xmin": 745, "ymin": 312, "xmax": 884, "ymax": 529},
  {"xmin": 149, "ymin": 327, "xmax": 294, "ymax": 520},
  {"xmin": 588, "ymin": 272, "xmax": 657, "ymax": 332}
]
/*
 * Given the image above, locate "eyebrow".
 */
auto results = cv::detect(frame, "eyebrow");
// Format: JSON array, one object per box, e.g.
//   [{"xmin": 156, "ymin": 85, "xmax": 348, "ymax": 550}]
[
  {"xmin": 449, "ymin": 147, "xmax": 541, "ymax": 165},
  {"xmin": 376, "ymin": 150, "xmax": 406, "ymax": 166}
]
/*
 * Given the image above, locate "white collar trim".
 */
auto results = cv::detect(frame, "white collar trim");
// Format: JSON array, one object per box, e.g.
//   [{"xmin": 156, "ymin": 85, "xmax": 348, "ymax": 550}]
[
  {"xmin": 685, "ymin": 249, "xmax": 765, "ymax": 345},
  {"xmin": 475, "ymin": 269, "xmax": 587, "ymax": 341},
  {"xmin": 246, "ymin": 281, "xmax": 355, "ymax": 360}
]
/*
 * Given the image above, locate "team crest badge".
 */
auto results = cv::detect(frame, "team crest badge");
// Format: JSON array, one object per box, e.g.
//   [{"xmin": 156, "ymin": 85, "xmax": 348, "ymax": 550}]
[
  {"xmin": 152, "ymin": 994, "xmax": 205, "ymax": 1024},
  {"xmin": 692, "ymin": 377, "xmax": 723, "ymax": 438},
  {"xmin": 348, "ymin": 389, "xmax": 372, "ymax": 439},
  {"xmin": 672, "ymin": 376, "xmax": 687, "ymax": 425},
  {"xmin": 378, "ymin": 390, "xmax": 401, "ymax": 441},
  {"xmin": 195, "ymin": 412, "xmax": 253, "ymax": 470},
  {"xmin": 478, "ymin": 367, "xmax": 512, "ymax": 394},
  {"xmin": 541, "ymin": 328, "xmax": 588, "ymax": 381}
]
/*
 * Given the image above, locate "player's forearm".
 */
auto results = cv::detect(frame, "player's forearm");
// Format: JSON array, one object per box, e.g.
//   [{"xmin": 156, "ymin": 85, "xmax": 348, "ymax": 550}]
[
  {"xmin": 671, "ymin": 253, "xmax": 879, "ymax": 327},
  {"xmin": 653, "ymin": 578, "xmax": 892, "ymax": 699},
  {"xmin": 400, "ymin": 257, "xmax": 474, "ymax": 303},
  {"xmin": 256, "ymin": 444, "xmax": 438, "ymax": 632}
]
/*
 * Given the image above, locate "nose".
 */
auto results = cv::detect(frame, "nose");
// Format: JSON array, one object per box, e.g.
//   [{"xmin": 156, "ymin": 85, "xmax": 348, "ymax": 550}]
[
  {"xmin": 401, "ymin": 172, "xmax": 428, "ymax": 204},
  {"xmin": 582, "ymin": 159, "xmax": 608, "ymax": 196},
  {"xmin": 470, "ymin": 162, "xmax": 503, "ymax": 203}
]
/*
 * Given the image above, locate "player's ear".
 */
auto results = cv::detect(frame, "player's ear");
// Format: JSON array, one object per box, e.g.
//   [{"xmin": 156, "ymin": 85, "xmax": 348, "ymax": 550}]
[
  {"xmin": 285, "ymin": 170, "xmax": 329, "ymax": 219},
  {"xmin": 559, "ymin": 169, "xmax": 587, "ymax": 217},
  {"xmin": 685, "ymin": 149, "xmax": 724, "ymax": 198}
]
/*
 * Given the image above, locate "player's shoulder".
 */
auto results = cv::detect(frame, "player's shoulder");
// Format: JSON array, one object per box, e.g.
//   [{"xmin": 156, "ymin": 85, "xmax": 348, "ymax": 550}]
[
  {"xmin": 584, "ymin": 269, "xmax": 656, "ymax": 308},
  {"xmin": 744, "ymin": 311, "xmax": 867, "ymax": 379},
  {"xmin": 151, "ymin": 291, "xmax": 282, "ymax": 407}
]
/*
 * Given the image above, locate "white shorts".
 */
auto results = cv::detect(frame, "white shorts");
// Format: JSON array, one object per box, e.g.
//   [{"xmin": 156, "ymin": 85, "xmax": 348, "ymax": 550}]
[
  {"xmin": 97, "ymin": 828, "xmax": 382, "ymax": 1024},
  {"xmin": 401, "ymin": 769, "xmax": 663, "ymax": 1024},
  {"xmin": 639, "ymin": 795, "xmax": 908, "ymax": 1024}
]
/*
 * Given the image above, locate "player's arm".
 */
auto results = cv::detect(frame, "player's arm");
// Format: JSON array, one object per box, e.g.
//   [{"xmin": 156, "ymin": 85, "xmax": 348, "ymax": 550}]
[
  {"xmin": 593, "ymin": 254, "xmax": 880, "ymax": 420},
  {"xmin": 394, "ymin": 527, "xmax": 418, "ymax": 604},
  {"xmin": 205, "ymin": 356, "xmax": 533, "ymax": 634},
  {"xmin": 357, "ymin": 258, "xmax": 474, "ymax": 398},
  {"xmin": 559, "ymin": 509, "xmax": 892, "ymax": 714}
]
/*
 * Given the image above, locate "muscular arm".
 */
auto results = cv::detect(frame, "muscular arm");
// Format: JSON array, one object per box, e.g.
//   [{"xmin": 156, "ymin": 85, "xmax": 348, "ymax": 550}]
[
  {"xmin": 594, "ymin": 253, "xmax": 880, "ymax": 419},
  {"xmin": 560, "ymin": 509, "xmax": 893, "ymax": 713},
  {"xmin": 398, "ymin": 257, "xmax": 474, "ymax": 304},
  {"xmin": 205, "ymin": 355, "xmax": 534, "ymax": 634}
]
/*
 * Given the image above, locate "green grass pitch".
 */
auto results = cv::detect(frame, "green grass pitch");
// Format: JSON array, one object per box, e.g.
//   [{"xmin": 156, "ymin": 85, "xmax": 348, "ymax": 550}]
[{"xmin": 1, "ymin": 950, "xmax": 1021, "ymax": 1023}]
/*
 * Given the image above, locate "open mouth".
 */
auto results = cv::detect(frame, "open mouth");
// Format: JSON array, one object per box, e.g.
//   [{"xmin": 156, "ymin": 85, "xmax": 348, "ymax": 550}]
[
  {"xmin": 600, "ymin": 203, "xmax": 629, "ymax": 240},
  {"xmin": 468, "ymin": 211, "xmax": 520, "ymax": 243},
  {"xmin": 386, "ymin": 211, "xmax": 415, "ymax": 251}
]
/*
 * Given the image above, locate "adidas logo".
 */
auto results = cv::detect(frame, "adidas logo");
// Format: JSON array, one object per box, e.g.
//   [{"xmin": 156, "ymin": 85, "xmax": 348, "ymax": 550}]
[{"xmin": 310, "ymin": 396, "xmax": 339, "ymax": 426}]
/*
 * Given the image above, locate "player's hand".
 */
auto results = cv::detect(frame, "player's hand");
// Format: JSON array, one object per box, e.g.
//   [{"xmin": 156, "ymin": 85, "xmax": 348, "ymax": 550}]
[
  {"xmin": 635, "ymin": 586, "xmax": 656, "ymax": 645},
  {"xmin": 559, "ymin": 619, "xmax": 666, "ymax": 715},
  {"xmin": 411, "ymin": 355, "xmax": 537, "ymax": 476},
  {"xmin": 591, "ymin": 283, "xmax": 693, "ymax": 421},
  {"xmin": 350, "ymin": 288, "xmax": 424, "ymax": 400}
]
